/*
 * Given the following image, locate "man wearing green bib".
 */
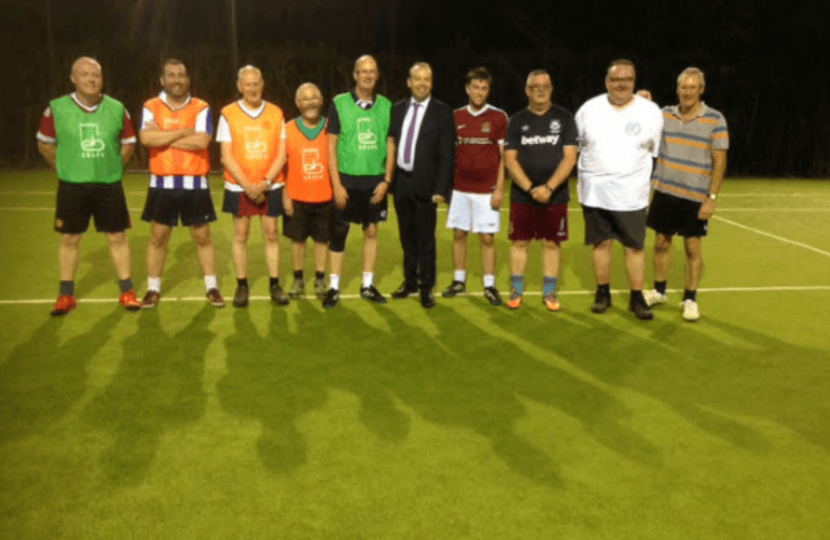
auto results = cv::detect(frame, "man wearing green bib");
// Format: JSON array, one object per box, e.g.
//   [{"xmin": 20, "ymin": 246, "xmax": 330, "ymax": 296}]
[
  {"xmin": 323, "ymin": 55, "xmax": 392, "ymax": 308},
  {"xmin": 36, "ymin": 57, "xmax": 140, "ymax": 315}
]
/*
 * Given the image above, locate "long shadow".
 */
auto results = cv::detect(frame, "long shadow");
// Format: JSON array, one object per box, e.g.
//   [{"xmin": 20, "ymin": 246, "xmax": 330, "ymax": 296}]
[
  {"xmin": 83, "ymin": 305, "xmax": 214, "ymax": 486},
  {"xmin": 0, "ymin": 308, "xmax": 123, "ymax": 446},
  {"xmin": 74, "ymin": 244, "xmax": 119, "ymax": 297}
]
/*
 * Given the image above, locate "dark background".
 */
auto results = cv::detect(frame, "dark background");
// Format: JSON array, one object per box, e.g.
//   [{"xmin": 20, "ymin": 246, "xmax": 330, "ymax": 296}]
[{"xmin": 4, "ymin": 0, "xmax": 829, "ymax": 176}]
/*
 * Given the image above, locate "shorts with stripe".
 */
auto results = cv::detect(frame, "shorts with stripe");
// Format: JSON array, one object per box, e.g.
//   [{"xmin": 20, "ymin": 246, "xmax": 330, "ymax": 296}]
[
  {"xmin": 54, "ymin": 180, "xmax": 131, "ymax": 234},
  {"xmin": 446, "ymin": 190, "xmax": 500, "ymax": 234},
  {"xmin": 582, "ymin": 205, "xmax": 647, "ymax": 249},
  {"xmin": 508, "ymin": 202, "xmax": 568, "ymax": 243},
  {"xmin": 141, "ymin": 188, "xmax": 217, "ymax": 227}
]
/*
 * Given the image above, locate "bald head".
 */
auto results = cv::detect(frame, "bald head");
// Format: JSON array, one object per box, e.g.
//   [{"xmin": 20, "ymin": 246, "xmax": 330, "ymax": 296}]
[
  {"xmin": 237, "ymin": 65, "xmax": 263, "ymax": 83},
  {"xmin": 70, "ymin": 56, "xmax": 103, "ymax": 102},
  {"xmin": 295, "ymin": 82, "xmax": 321, "ymax": 100},
  {"xmin": 71, "ymin": 56, "xmax": 101, "ymax": 77},
  {"xmin": 353, "ymin": 55, "xmax": 379, "ymax": 96},
  {"xmin": 295, "ymin": 82, "xmax": 323, "ymax": 123}
]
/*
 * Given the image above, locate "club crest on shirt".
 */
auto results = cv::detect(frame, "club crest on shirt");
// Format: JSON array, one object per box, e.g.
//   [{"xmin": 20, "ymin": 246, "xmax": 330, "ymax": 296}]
[
  {"xmin": 625, "ymin": 122, "xmax": 642, "ymax": 136},
  {"xmin": 549, "ymin": 120, "xmax": 561, "ymax": 134},
  {"xmin": 481, "ymin": 122, "xmax": 491, "ymax": 133},
  {"xmin": 521, "ymin": 125, "xmax": 529, "ymax": 132}
]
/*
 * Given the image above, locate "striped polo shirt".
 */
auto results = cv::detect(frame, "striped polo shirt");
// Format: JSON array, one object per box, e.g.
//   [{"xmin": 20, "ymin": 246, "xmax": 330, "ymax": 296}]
[{"xmin": 651, "ymin": 103, "xmax": 729, "ymax": 202}]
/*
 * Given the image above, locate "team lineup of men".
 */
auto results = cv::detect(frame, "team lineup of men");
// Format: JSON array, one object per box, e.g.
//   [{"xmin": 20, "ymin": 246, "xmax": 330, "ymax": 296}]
[{"xmin": 37, "ymin": 55, "xmax": 729, "ymax": 321}]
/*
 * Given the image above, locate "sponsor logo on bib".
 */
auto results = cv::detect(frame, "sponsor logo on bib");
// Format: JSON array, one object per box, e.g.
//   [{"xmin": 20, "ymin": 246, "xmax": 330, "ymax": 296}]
[{"xmin": 79, "ymin": 123, "xmax": 105, "ymax": 158}]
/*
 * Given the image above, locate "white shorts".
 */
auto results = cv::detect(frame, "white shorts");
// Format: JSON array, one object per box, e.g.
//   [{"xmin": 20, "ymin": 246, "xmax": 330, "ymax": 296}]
[{"xmin": 446, "ymin": 190, "xmax": 500, "ymax": 234}]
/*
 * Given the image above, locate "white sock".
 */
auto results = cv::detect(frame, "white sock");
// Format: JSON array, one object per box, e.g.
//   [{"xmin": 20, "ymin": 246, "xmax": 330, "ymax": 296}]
[
  {"xmin": 362, "ymin": 272, "xmax": 373, "ymax": 288},
  {"xmin": 147, "ymin": 276, "xmax": 161, "ymax": 293},
  {"xmin": 204, "ymin": 274, "xmax": 217, "ymax": 292},
  {"xmin": 454, "ymin": 270, "xmax": 466, "ymax": 283},
  {"xmin": 330, "ymin": 274, "xmax": 340, "ymax": 291},
  {"xmin": 483, "ymin": 274, "xmax": 495, "ymax": 288}
]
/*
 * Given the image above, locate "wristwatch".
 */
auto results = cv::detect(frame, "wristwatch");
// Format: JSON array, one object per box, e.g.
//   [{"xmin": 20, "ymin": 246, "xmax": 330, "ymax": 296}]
[{"xmin": 707, "ymin": 193, "xmax": 718, "ymax": 201}]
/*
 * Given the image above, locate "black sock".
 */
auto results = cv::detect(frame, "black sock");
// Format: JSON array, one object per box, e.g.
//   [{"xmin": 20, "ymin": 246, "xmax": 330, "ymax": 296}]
[
  {"xmin": 684, "ymin": 289, "xmax": 697, "ymax": 301},
  {"xmin": 655, "ymin": 280, "xmax": 667, "ymax": 295},
  {"xmin": 294, "ymin": 269, "xmax": 303, "ymax": 280},
  {"xmin": 237, "ymin": 278, "xmax": 248, "ymax": 287},
  {"xmin": 630, "ymin": 289, "xmax": 645, "ymax": 304},
  {"xmin": 270, "ymin": 277, "xmax": 280, "ymax": 287},
  {"xmin": 60, "ymin": 281, "xmax": 75, "ymax": 296},
  {"xmin": 315, "ymin": 271, "xmax": 325, "ymax": 280},
  {"xmin": 118, "ymin": 278, "xmax": 133, "ymax": 294},
  {"xmin": 597, "ymin": 284, "xmax": 610, "ymax": 296}
]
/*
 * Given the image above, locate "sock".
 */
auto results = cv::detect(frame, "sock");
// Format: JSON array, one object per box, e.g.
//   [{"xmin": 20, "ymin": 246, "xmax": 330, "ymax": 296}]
[
  {"xmin": 454, "ymin": 270, "xmax": 466, "ymax": 283},
  {"xmin": 270, "ymin": 277, "xmax": 280, "ymax": 287},
  {"xmin": 330, "ymin": 274, "xmax": 340, "ymax": 291},
  {"xmin": 655, "ymin": 280, "xmax": 667, "ymax": 295},
  {"xmin": 147, "ymin": 276, "xmax": 161, "ymax": 293},
  {"xmin": 483, "ymin": 274, "xmax": 495, "ymax": 288},
  {"xmin": 597, "ymin": 283, "xmax": 610, "ymax": 296},
  {"xmin": 684, "ymin": 289, "xmax": 697, "ymax": 301},
  {"xmin": 510, "ymin": 274, "xmax": 524, "ymax": 295},
  {"xmin": 237, "ymin": 278, "xmax": 248, "ymax": 287},
  {"xmin": 60, "ymin": 281, "xmax": 74, "ymax": 296},
  {"xmin": 294, "ymin": 269, "xmax": 304, "ymax": 280},
  {"xmin": 204, "ymin": 275, "xmax": 217, "ymax": 292},
  {"xmin": 118, "ymin": 278, "xmax": 134, "ymax": 294},
  {"xmin": 315, "ymin": 271, "xmax": 325, "ymax": 280},
  {"xmin": 362, "ymin": 272, "xmax": 373, "ymax": 288},
  {"xmin": 630, "ymin": 289, "xmax": 645, "ymax": 304},
  {"xmin": 543, "ymin": 276, "xmax": 558, "ymax": 297}
]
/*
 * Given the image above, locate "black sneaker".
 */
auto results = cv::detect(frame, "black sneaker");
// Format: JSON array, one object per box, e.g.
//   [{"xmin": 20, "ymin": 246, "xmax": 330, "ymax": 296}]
[
  {"xmin": 233, "ymin": 284, "xmax": 249, "ymax": 307},
  {"xmin": 270, "ymin": 283, "xmax": 290, "ymax": 306},
  {"xmin": 322, "ymin": 288, "xmax": 340, "ymax": 309},
  {"xmin": 360, "ymin": 285, "xmax": 387, "ymax": 304},
  {"xmin": 591, "ymin": 291, "xmax": 611, "ymax": 313},
  {"xmin": 442, "ymin": 280, "xmax": 466, "ymax": 298},
  {"xmin": 629, "ymin": 296, "xmax": 654, "ymax": 321},
  {"xmin": 483, "ymin": 286, "xmax": 502, "ymax": 306},
  {"xmin": 391, "ymin": 281, "xmax": 419, "ymax": 299}
]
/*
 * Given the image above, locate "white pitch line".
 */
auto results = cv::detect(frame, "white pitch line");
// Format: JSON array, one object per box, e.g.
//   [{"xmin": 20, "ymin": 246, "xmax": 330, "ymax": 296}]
[
  {"xmin": 2, "ymin": 286, "xmax": 829, "ymax": 306},
  {"xmin": 713, "ymin": 215, "xmax": 830, "ymax": 258}
]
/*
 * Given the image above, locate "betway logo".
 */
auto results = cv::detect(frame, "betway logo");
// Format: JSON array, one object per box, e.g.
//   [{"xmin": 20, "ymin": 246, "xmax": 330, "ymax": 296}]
[{"xmin": 522, "ymin": 134, "xmax": 559, "ymax": 146}]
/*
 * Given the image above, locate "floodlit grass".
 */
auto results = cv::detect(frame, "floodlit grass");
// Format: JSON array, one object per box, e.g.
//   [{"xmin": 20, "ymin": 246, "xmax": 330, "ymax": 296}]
[{"xmin": 1, "ymin": 171, "xmax": 829, "ymax": 539}]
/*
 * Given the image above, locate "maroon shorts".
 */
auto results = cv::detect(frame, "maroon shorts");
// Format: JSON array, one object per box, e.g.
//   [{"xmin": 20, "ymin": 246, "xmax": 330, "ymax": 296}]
[
  {"xmin": 222, "ymin": 188, "xmax": 284, "ymax": 218},
  {"xmin": 508, "ymin": 202, "xmax": 568, "ymax": 243}
]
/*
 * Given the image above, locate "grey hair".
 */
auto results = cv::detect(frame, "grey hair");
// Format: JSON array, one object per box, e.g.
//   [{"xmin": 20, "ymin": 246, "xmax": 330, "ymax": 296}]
[
  {"xmin": 677, "ymin": 67, "xmax": 705, "ymax": 87},
  {"xmin": 295, "ymin": 82, "xmax": 321, "ymax": 100},
  {"xmin": 237, "ymin": 65, "xmax": 262, "ymax": 82}
]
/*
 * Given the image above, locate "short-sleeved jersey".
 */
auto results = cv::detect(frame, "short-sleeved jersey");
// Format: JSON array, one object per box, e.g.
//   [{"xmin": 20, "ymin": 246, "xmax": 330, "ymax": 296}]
[
  {"xmin": 575, "ymin": 94, "xmax": 664, "ymax": 211},
  {"xmin": 651, "ymin": 103, "xmax": 729, "ymax": 202},
  {"xmin": 36, "ymin": 93, "xmax": 136, "ymax": 184},
  {"xmin": 218, "ymin": 100, "xmax": 284, "ymax": 192},
  {"xmin": 284, "ymin": 118, "xmax": 333, "ymax": 204},
  {"xmin": 505, "ymin": 105, "xmax": 578, "ymax": 206},
  {"xmin": 453, "ymin": 104, "xmax": 508, "ymax": 194},
  {"xmin": 142, "ymin": 92, "xmax": 212, "ymax": 188}
]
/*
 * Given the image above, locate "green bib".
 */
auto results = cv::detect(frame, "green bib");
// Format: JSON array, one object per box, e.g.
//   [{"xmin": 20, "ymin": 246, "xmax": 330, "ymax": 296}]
[
  {"xmin": 333, "ymin": 93, "xmax": 391, "ymax": 176},
  {"xmin": 51, "ymin": 95, "xmax": 126, "ymax": 184}
]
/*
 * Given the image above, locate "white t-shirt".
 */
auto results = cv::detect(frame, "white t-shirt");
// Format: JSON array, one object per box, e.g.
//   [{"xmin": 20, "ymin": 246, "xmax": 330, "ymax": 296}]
[{"xmin": 575, "ymin": 94, "xmax": 663, "ymax": 211}]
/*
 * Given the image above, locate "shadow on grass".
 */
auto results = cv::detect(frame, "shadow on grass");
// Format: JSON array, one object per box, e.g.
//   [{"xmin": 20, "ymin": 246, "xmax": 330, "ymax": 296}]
[
  {"xmin": 0, "ymin": 307, "xmax": 123, "ymax": 446},
  {"xmin": 83, "ymin": 304, "xmax": 215, "ymax": 486}
]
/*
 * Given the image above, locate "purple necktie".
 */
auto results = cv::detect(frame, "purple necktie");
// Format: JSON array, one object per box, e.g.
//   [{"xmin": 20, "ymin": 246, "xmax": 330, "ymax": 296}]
[{"xmin": 403, "ymin": 102, "xmax": 421, "ymax": 165}]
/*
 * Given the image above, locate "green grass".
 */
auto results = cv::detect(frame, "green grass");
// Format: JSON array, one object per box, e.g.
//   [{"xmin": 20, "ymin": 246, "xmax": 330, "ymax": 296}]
[{"xmin": 1, "ymin": 171, "xmax": 829, "ymax": 539}]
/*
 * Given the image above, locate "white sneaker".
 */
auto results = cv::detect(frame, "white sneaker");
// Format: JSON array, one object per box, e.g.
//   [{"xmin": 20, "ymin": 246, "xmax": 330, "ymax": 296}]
[
  {"xmin": 682, "ymin": 299, "xmax": 700, "ymax": 322},
  {"xmin": 644, "ymin": 289, "xmax": 667, "ymax": 306}
]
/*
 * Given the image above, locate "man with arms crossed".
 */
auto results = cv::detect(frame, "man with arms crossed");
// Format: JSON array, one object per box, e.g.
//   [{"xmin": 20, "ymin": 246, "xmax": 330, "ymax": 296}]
[
  {"xmin": 442, "ymin": 67, "xmax": 508, "ymax": 306},
  {"xmin": 324, "ymin": 55, "xmax": 392, "ymax": 308},
  {"xmin": 37, "ymin": 56, "xmax": 141, "ymax": 315},
  {"xmin": 217, "ymin": 65, "xmax": 288, "ymax": 307},
  {"xmin": 138, "ymin": 58, "xmax": 224, "ymax": 308},
  {"xmin": 575, "ymin": 59, "xmax": 663, "ymax": 320},
  {"xmin": 282, "ymin": 83, "xmax": 333, "ymax": 300},
  {"xmin": 643, "ymin": 67, "xmax": 728, "ymax": 322},
  {"xmin": 503, "ymin": 69, "xmax": 578, "ymax": 311}
]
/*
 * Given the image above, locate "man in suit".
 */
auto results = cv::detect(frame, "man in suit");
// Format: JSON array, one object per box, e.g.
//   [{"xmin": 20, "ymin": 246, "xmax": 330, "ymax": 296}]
[{"xmin": 386, "ymin": 62, "xmax": 455, "ymax": 308}]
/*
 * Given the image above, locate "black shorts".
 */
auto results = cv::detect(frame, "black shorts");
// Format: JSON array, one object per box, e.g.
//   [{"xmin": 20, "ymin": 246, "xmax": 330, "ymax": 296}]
[
  {"xmin": 222, "ymin": 188, "xmax": 284, "ymax": 218},
  {"xmin": 582, "ymin": 205, "xmax": 647, "ymax": 249},
  {"xmin": 141, "ymin": 188, "xmax": 217, "ymax": 227},
  {"xmin": 647, "ymin": 190, "xmax": 708, "ymax": 238},
  {"xmin": 284, "ymin": 200, "xmax": 333, "ymax": 243},
  {"xmin": 334, "ymin": 186, "xmax": 388, "ymax": 226},
  {"xmin": 54, "ymin": 180, "xmax": 131, "ymax": 234}
]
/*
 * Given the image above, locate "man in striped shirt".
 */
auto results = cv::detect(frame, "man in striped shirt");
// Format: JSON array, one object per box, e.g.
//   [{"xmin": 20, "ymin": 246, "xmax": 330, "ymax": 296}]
[{"xmin": 644, "ymin": 67, "xmax": 729, "ymax": 321}]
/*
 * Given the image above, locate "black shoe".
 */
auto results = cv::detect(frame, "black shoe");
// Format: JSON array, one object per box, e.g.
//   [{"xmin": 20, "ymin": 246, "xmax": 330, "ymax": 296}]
[
  {"xmin": 591, "ymin": 291, "xmax": 611, "ymax": 313},
  {"xmin": 391, "ymin": 281, "xmax": 419, "ymax": 299},
  {"xmin": 360, "ymin": 284, "xmax": 387, "ymax": 304},
  {"xmin": 233, "ymin": 284, "xmax": 249, "ymax": 307},
  {"xmin": 270, "ymin": 283, "xmax": 290, "ymax": 306},
  {"xmin": 322, "ymin": 288, "xmax": 340, "ymax": 309},
  {"xmin": 420, "ymin": 288, "xmax": 436, "ymax": 309},
  {"xmin": 483, "ymin": 286, "xmax": 502, "ymax": 306},
  {"xmin": 442, "ymin": 280, "xmax": 466, "ymax": 298},
  {"xmin": 629, "ymin": 297, "xmax": 654, "ymax": 320}
]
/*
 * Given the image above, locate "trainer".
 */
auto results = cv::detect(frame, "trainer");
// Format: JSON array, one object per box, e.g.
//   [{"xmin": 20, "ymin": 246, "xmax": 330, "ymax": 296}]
[
  {"xmin": 575, "ymin": 59, "xmax": 663, "ymax": 320},
  {"xmin": 644, "ymin": 67, "xmax": 729, "ymax": 322},
  {"xmin": 138, "ymin": 58, "xmax": 224, "ymax": 308},
  {"xmin": 36, "ymin": 56, "xmax": 141, "ymax": 315},
  {"xmin": 217, "ymin": 65, "xmax": 288, "ymax": 307}
]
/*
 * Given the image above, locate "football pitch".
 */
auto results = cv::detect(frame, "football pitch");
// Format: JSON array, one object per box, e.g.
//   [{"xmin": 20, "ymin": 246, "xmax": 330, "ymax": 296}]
[{"xmin": 1, "ymin": 171, "xmax": 829, "ymax": 539}]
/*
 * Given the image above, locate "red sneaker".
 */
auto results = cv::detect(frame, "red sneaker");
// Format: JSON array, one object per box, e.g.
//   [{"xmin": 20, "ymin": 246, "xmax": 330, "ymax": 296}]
[
  {"xmin": 50, "ymin": 295, "xmax": 77, "ymax": 316},
  {"xmin": 119, "ymin": 290, "xmax": 141, "ymax": 311}
]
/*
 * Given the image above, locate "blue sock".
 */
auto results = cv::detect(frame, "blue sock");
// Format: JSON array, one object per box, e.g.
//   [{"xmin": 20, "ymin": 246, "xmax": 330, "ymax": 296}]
[
  {"xmin": 510, "ymin": 274, "xmax": 524, "ymax": 295},
  {"xmin": 543, "ymin": 276, "xmax": 558, "ymax": 296}
]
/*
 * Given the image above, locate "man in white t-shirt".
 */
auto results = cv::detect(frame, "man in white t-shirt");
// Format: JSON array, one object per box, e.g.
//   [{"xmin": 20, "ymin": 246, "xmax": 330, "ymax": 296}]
[{"xmin": 575, "ymin": 59, "xmax": 663, "ymax": 320}]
